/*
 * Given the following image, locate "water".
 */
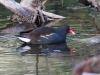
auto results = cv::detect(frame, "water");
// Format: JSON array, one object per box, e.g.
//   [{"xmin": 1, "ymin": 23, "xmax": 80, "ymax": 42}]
[
  {"xmin": 0, "ymin": 21, "xmax": 99, "ymax": 75},
  {"xmin": 0, "ymin": 37, "xmax": 74, "ymax": 75},
  {"xmin": 0, "ymin": 1, "xmax": 100, "ymax": 75}
]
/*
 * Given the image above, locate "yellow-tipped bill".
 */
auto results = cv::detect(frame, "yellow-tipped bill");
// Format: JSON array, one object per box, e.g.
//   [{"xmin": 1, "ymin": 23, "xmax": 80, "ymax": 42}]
[{"xmin": 69, "ymin": 27, "xmax": 75, "ymax": 34}]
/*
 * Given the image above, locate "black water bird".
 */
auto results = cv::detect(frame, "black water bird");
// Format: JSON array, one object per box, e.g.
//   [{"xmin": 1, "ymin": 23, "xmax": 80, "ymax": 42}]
[{"xmin": 16, "ymin": 24, "xmax": 75, "ymax": 44}]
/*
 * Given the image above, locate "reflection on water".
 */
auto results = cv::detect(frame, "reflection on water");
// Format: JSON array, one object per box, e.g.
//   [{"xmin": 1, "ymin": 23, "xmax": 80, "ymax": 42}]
[
  {"xmin": 0, "ymin": 19, "xmax": 62, "ymax": 35},
  {"xmin": 14, "ymin": 43, "xmax": 72, "ymax": 56}
]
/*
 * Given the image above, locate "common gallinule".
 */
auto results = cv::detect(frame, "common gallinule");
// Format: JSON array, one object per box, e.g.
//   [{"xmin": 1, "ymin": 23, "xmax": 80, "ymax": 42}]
[{"xmin": 16, "ymin": 24, "xmax": 75, "ymax": 44}]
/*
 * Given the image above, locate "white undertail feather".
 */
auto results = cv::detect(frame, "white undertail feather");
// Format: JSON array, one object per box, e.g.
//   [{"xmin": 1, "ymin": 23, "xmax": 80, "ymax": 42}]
[{"xmin": 18, "ymin": 37, "xmax": 31, "ymax": 43}]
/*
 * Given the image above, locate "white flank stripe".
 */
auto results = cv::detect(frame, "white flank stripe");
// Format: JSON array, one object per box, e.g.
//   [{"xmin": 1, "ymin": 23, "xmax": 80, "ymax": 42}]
[
  {"xmin": 40, "ymin": 35, "xmax": 49, "ymax": 39},
  {"xmin": 45, "ymin": 33, "xmax": 55, "ymax": 36},
  {"xmin": 38, "ymin": 40, "xmax": 41, "ymax": 41},
  {"xmin": 40, "ymin": 33, "xmax": 55, "ymax": 40}
]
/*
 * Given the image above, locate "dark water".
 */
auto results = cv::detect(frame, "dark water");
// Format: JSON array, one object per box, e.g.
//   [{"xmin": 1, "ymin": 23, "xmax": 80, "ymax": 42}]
[{"xmin": 0, "ymin": 1, "xmax": 100, "ymax": 75}]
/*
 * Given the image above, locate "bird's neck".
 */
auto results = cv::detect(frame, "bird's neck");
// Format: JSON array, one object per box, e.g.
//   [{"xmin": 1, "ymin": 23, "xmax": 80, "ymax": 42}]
[{"xmin": 57, "ymin": 27, "xmax": 68, "ymax": 36}]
